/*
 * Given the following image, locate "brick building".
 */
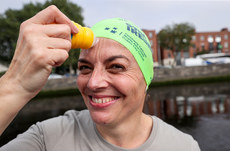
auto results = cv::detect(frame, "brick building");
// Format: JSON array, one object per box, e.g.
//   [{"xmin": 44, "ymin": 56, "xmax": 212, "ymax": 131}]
[
  {"xmin": 142, "ymin": 29, "xmax": 159, "ymax": 66},
  {"xmin": 157, "ymin": 28, "xmax": 230, "ymax": 66},
  {"xmin": 142, "ymin": 28, "xmax": 230, "ymax": 66},
  {"xmin": 189, "ymin": 28, "xmax": 230, "ymax": 57}
]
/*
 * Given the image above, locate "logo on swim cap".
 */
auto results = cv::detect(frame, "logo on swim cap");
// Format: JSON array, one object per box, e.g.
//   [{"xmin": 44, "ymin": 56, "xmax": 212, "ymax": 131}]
[{"xmin": 91, "ymin": 18, "xmax": 154, "ymax": 88}]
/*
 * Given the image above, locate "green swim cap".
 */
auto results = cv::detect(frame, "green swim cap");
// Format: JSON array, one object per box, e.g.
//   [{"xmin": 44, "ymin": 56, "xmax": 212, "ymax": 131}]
[{"xmin": 91, "ymin": 18, "xmax": 154, "ymax": 88}]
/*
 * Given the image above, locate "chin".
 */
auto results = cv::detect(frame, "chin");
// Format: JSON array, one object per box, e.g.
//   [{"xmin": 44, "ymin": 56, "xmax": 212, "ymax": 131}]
[{"xmin": 88, "ymin": 109, "xmax": 114, "ymax": 125}]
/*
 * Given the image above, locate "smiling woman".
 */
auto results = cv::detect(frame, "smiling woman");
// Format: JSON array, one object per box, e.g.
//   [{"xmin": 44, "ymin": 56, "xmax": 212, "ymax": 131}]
[
  {"xmin": 0, "ymin": 6, "xmax": 200, "ymax": 151},
  {"xmin": 77, "ymin": 38, "xmax": 147, "ymax": 129}
]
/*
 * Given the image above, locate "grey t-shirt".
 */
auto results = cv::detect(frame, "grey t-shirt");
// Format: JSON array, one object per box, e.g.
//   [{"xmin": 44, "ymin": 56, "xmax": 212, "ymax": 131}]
[{"xmin": 1, "ymin": 110, "xmax": 200, "ymax": 151}]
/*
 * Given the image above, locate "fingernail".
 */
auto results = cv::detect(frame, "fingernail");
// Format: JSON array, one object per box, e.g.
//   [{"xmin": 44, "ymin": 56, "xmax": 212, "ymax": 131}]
[{"xmin": 72, "ymin": 24, "xmax": 78, "ymax": 34}]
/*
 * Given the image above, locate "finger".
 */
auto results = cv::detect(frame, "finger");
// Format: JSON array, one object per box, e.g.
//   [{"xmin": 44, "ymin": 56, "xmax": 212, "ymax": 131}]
[
  {"xmin": 30, "ymin": 5, "xmax": 78, "ymax": 34},
  {"xmin": 46, "ymin": 49, "xmax": 69, "ymax": 67},
  {"xmin": 45, "ymin": 37, "xmax": 72, "ymax": 51},
  {"xmin": 43, "ymin": 24, "xmax": 72, "ymax": 41}
]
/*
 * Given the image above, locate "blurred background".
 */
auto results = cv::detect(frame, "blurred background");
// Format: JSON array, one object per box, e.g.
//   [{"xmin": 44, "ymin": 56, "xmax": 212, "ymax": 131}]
[{"xmin": 0, "ymin": 0, "xmax": 230, "ymax": 151}]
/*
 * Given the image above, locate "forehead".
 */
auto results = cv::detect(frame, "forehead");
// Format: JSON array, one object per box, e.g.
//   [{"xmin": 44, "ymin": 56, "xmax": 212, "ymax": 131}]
[{"xmin": 79, "ymin": 38, "xmax": 136, "ymax": 61}]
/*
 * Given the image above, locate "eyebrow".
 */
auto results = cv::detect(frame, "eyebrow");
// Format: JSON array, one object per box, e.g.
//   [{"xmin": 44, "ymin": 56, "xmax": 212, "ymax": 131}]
[
  {"xmin": 78, "ymin": 58, "xmax": 91, "ymax": 64},
  {"xmin": 105, "ymin": 55, "xmax": 130, "ymax": 63},
  {"xmin": 78, "ymin": 55, "xmax": 130, "ymax": 64}
]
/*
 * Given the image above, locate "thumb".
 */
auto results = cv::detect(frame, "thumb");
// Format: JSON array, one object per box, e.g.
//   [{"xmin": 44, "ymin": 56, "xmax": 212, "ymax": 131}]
[{"xmin": 30, "ymin": 5, "xmax": 78, "ymax": 34}]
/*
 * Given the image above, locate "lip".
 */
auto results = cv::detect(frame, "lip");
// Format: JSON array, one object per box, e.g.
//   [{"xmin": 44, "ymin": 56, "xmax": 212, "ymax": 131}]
[{"xmin": 88, "ymin": 95, "xmax": 120, "ymax": 108}]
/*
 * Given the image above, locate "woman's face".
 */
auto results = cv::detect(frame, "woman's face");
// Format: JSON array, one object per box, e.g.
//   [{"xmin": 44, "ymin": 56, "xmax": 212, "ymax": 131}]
[{"xmin": 77, "ymin": 38, "xmax": 147, "ymax": 126}]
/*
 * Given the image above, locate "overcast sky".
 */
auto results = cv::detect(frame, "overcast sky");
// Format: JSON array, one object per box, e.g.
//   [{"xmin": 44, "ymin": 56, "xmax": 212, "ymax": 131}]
[{"xmin": 1, "ymin": 0, "xmax": 230, "ymax": 32}]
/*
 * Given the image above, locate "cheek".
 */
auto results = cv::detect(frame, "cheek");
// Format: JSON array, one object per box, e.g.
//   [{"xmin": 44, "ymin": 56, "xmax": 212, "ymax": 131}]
[
  {"xmin": 112, "ymin": 74, "xmax": 146, "ymax": 112},
  {"xmin": 76, "ymin": 75, "xmax": 88, "ymax": 92},
  {"xmin": 77, "ymin": 76, "xmax": 91, "ymax": 107},
  {"xmin": 111, "ymin": 73, "xmax": 145, "ymax": 96}
]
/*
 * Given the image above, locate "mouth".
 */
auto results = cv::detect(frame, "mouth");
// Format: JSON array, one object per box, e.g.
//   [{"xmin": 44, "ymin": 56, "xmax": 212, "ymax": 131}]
[{"xmin": 88, "ymin": 95, "xmax": 120, "ymax": 108}]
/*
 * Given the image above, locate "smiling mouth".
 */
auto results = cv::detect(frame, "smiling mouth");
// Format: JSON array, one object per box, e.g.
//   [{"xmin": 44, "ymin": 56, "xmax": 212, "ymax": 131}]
[{"xmin": 89, "ymin": 96, "xmax": 120, "ymax": 104}]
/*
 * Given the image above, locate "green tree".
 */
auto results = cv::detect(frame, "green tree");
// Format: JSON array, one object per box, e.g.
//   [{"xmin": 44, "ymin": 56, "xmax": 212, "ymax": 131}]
[
  {"xmin": 158, "ymin": 23, "xmax": 195, "ymax": 65},
  {"xmin": 0, "ymin": 0, "xmax": 84, "ymax": 74}
]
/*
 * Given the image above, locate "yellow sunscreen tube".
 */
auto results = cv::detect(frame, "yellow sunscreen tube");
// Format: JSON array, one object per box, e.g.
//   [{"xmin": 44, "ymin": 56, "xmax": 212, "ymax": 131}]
[{"xmin": 71, "ymin": 22, "xmax": 95, "ymax": 49}]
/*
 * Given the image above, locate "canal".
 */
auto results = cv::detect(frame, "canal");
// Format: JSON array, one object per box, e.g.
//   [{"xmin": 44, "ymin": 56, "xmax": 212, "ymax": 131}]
[{"xmin": 1, "ymin": 82, "xmax": 230, "ymax": 151}]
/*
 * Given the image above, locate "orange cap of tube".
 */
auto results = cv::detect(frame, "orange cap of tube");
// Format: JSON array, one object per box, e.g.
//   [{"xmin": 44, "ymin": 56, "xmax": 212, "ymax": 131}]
[{"xmin": 71, "ymin": 22, "xmax": 95, "ymax": 49}]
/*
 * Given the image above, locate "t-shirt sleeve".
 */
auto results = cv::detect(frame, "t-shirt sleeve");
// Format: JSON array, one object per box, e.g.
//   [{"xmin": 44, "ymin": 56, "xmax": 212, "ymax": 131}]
[
  {"xmin": 0, "ymin": 122, "xmax": 45, "ymax": 151},
  {"xmin": 152, "ymin": 116, "xmax": 201, "ymax": 151},
  {"xmin": 190, "ymin": 140, "xmax": 201, "ymax": 151},
  {"xmin": 0, "ymin": 110, "xmax": 81, "ymax": 151}
]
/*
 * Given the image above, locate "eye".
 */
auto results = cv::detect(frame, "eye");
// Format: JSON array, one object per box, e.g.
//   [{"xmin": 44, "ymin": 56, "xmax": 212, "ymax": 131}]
[
  {"xmin": 79, "ymin": 65, "xmax": 90, "ymax": 70},
  {"xmin": 78, "ymin": 65, "xmax": 92, "ymax": 74},
  {"xmin": 111, "ymin": 64, "xmax": 124, "ymax": 69},
  {"xmin": 107, "ymin": 64, "xmax": 125, "ymax": 73}
]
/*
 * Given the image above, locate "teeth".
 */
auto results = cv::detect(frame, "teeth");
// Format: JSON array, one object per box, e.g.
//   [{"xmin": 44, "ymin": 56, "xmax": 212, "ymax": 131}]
[
  {"xmin": 92, "ymin": 97, "xmax": 117, "ymax": 104},
  {"xmin": 102, "ymin": 99, "xmax": 106, "ymax": 103}
]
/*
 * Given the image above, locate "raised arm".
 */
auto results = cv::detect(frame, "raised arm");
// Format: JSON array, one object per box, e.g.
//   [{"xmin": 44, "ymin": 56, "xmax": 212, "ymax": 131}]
[{"xmin": 0, "ymin": 5, "xmax": 78, "ymax": 135}]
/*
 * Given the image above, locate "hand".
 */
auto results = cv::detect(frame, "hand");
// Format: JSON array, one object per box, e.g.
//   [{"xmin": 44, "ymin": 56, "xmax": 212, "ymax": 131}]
[
  {"xmin": 4, "ymin": 5, "xmax": 78, "ymax": 99},
  {"xmin": 0, "ymin": 5, "xmax": 78, "ymax": 135}
]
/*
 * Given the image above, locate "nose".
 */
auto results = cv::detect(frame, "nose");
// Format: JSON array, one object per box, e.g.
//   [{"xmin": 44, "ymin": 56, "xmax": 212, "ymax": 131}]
[{"xmin": 87, "ymin": 68, "xmax": 109, "ymax": 91}]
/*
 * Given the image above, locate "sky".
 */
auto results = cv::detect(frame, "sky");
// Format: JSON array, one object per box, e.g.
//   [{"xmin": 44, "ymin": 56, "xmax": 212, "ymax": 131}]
[{"xmin": 1, "ymin": 0, "xmax": 230, "ymax": 33}]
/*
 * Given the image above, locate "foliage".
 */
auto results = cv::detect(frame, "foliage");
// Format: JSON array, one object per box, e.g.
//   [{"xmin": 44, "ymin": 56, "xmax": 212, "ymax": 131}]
[
  {"xmin": 0, "ymin": 0, "xmax": 84, "ymax": 73},
  {"xmin": 157, "ymin": 23, "xmax": 195, "ymax": 64},
  {"xmin": 0, "ymin": 71, "xmax": 6, "ymax": 77}
]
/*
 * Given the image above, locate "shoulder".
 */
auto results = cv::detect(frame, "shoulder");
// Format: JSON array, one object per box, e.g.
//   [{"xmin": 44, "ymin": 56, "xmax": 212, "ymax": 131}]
[
  {"xmin": 0, "ymin": 110, "xmax": 92, "ymax": 151},
  {"xmin": 25, "ymin": 110, "xmax": 92, "ymax": 142},
  {"xmin": 153, "ymin": 116, "xmax": 191, "ymax": 139},
  {"xmin": 151, "ymin": 116, "xmax": 200, "ymax": 151},
  {"xmin": 38, "ymin": 110, "xmax": 92, "ymax": 149}
]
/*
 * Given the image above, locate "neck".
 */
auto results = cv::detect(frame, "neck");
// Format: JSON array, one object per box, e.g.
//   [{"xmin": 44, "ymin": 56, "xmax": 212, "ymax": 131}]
[{"xmin": 96, "ymin": 112, "xmax": 153, "ymax": 149}]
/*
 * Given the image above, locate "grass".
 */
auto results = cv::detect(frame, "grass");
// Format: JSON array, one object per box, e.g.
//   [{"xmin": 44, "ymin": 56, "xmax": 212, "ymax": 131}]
[{"xmin": 33, "ymin": 74, "xmax": 230, "ymax": 99}]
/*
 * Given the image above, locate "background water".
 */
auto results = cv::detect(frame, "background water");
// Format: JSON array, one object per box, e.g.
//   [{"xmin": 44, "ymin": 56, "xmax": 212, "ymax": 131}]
[
  {"xmin": 146, "ymin": 82, "xmax": 230, "ymax": 151},
  {"xmin": 1, "ymin": 82, "xmax": 230, "ymax": 151}
]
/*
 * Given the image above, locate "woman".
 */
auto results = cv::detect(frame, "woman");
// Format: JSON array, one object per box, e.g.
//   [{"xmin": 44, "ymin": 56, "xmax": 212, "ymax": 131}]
[{"xmin": 0, "ymin": 6, "xmax": 200, "ymax": 151}]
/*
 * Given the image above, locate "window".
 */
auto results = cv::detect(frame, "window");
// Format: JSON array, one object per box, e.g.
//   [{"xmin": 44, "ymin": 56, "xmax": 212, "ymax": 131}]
[
  {"xmin": 209, "ymin": 43, "xmax": 214, "ymax": 51},
  {"xmin": 192, "ymin": 36, "xmax": 196, "ymax": 41},
  {"xmin": 149, "ymin": 32, "xmax": 152, "ymax": 38},
  {"xmin": 200, "ymin": 35, "xmax": 204, "ymax": 41},
  {"xmin": 208, "ymin": 35, "xmax": 213, "ymax": 43},
  {"xmin": 224, "ymin": 34, "xmax": 228, "ymax": 40},
  {"xmin": 224, "ymin": 42, "xmax": 228, "ymax": 48},
  {"xmin": 150, "ymin": 40, "xmax": 153, "ymax": 46},
  {"xmin": 201, "ymin": 43, "xmax": 205, "ymax": 50},
  {"xmin": 192, "ymin": 44, "xmax": 196, "ymax": 49},
  {"xmin": 215, "ymin": 36, "xmax": 221, "ymax": 43},
  {"xmin": 168, "ymin": 53, "xmax": 171, "ymax": 58}
]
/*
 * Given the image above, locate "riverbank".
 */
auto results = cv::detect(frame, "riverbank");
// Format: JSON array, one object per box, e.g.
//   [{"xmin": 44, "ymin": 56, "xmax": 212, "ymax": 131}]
[
  {"xmin": 36, "ymin": 64, "xmax": 230, "ymax": 99},
  {"xmin": 35, "ymin": 74, "xmax": 230, "ymax": 99},
  {"xmin": 42, "ymin": 64, "xmax": 230, "ymax": 90},
  {"xmin": 1, "ymin": 64, "xmax": 230, "ymax": 99}
]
